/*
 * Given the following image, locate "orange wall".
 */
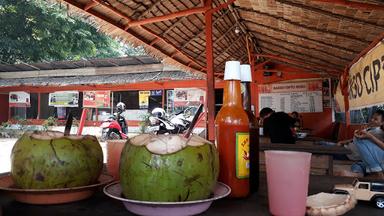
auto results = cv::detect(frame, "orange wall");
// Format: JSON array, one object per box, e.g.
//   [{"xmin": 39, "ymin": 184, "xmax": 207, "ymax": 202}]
[
  {"xmin": 252, "ymin": 63, "xmax": 333, "ymax": 139},
  {"xmin": 338, "ymin": 124, "xmax": 361, "ymax": 141},
  {"xmin": 0, "ymin": 94, "xmax": 9, "ymax": 123}
]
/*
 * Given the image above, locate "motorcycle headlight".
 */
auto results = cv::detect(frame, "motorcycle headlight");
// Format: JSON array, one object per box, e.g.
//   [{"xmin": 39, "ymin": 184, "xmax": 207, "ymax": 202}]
[{"xmin": 149, "ymin": 116, "xmax": 158, "ymax": 125}]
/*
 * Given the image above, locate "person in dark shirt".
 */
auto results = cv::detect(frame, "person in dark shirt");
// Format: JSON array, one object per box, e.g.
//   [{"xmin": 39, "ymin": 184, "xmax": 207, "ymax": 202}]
[
  {"xmin": 291, "ymin": 111, "xmax": 302, "ymax": 129},
  {"xmin": 260, "ymin": 107, "xmax": 296, "ymax": 144}
]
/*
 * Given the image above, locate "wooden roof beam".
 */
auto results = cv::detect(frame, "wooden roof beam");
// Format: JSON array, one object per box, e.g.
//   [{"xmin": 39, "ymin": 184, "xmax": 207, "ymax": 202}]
[
  {"xmin": 346, "ymin": 32, "xmax": 384, "ymax": 70},
  {"xmin": 255, "ymin": 53, "xmax": 341, "ymax": 75},
  {"xmin": 267, "ymin": 59, "xmax": 334, "ymax": 77},
  {"xmin": 210, "ymin": 0, "xmax": 236, "ymax": 14},
  {"xmin": 243, "ymin": 19, "xmax": 357, "ymax": 54},
  {"xmin": 311, "ymin": 0, "xmax": 384, "ymax": 11},
  {"xmin": 161, "ymin": 1, "xmax": 202, "ymax": 36},
  {"xmin": 254, "ymin": 33, "xmax": 350, "ymax": 66},
  {"xmin": 215, "ymin": 37, "xmax": 248, "ymax": 65},
  {"xmin": 181, "ymin": 10, "xmax": 230, "ymax": 49},
  {"xmin": 237, "ymin": 7, "xmax": 370, "ymax": 44},
  {"xmin": 126, "ymin": 0, "xmax": 236, "ymax": 30},
  {"xmin": 192, "ymin": 24, "xmax": 237, "ymax": 59},
  {"xmin": 62, "ymin": 0, "xmax": 204, "ymax": 72},
  {"xmin": 124, "ymin": 6, "xmax": 209, "ymax": 29},
  {"xmin": 276, "ymin": 0, "xmax": 384, "ymax": 30},
  {"xmin": 204, "ymin": 36, "xmax": 244, "ymax": 60},
  {"xmin": 259, "ymin": 42, "xmax": 343, "ymax": 70},
  {"xmin": 81, "ymin": 0, "xmax": 205, "ymax": 70},
  {"xmin": 135, "ymin": 0, "xmax": 163, "ymax": 19},
  {"xmin": 84, "ymin": 0, "xmax": 98, "ymax": 11},
  {"xmin": 250, "ymin": 31, "xmax": 351, "ymax": 62}
]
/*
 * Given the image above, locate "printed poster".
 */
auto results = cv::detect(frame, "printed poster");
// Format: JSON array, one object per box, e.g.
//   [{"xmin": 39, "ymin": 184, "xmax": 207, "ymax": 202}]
[
  {"xmin": 83, "ymin": 91, "xmax": 111, "ymax": 108},
  {"xmin": 9, "ymin": 91, "xmax": 30, "ymax": 107},
  {"xmin": 174, "ymin": 88, "xmax": 205, "ymax": 107},
  {"xmin": 139, "ymin": 91, "xmax": 150, "ymax": 109},
  {"xmin": 49, "ymin": 91, "xmax": 79, "ymax": 107}
]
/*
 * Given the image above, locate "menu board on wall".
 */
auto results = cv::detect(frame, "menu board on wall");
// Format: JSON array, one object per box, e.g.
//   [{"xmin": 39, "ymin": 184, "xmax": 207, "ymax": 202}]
[{"xmin": 258, "ymin": 81, "xmax": 323, "ymax": 113}]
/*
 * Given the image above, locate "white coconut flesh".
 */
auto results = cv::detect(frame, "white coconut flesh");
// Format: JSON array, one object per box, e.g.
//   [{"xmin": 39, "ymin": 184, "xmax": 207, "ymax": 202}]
[
  {"xmin": 29, "ymin": 131, "xmax": 90, "ymax": 140},
  {"xmin": 129, "ymin": 134, "xmax": 213, "ymax": 155}
]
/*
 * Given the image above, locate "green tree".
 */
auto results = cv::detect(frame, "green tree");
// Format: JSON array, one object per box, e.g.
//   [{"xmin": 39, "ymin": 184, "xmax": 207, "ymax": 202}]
[{"xmin": 0, "ymin": 0, "xmax": 144, "ymax": 64}]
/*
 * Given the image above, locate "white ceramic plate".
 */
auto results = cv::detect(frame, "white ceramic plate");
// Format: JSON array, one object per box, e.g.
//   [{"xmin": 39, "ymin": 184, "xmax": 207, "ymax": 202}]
[{"xmin": 103, "ymin": 182, "xmax": 231, "ymax": 216}]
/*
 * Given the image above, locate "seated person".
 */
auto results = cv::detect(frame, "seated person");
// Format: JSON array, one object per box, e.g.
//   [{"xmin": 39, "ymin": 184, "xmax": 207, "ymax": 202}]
[
  {"xmin": 318, "ymin": 110, "xmax": 384, "ymax": 163},
  {"xmin": 259, "ymin": 107, "xmax": 296, "ymax": 144},
  {"xmin": 291, "ymin": 111, "xmax": 302, "ymax": 129},
  {"xmin": 354, "ymin": 125, "xmax": 384, "ymax": 180}
]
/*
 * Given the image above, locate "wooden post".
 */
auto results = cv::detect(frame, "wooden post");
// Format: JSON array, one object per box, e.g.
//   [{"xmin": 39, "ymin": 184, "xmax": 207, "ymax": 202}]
[
  {"xmin": 37, "ymin": 93, "xmax": 41, "ymax": 119},
  {"xmin": 205, "ymin": 0, "xmax": 215, "ymax": 142},
  {"xmin": 77, "ymin": 108, "xmax": 88, "ymax": 135},
  {"xmin": 246, "ymin": 36, "xmax": 258, "ymax": 115}
]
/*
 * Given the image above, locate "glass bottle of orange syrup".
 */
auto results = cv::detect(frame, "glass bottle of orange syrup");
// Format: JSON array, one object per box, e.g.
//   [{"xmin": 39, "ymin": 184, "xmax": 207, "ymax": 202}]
[
  {"xmin": 215, "ymin": 61, "xmax": 250, "ymax": 198},
  {"xmin": 240, "ymin": 64, "xmax": 259, "ymax": 193}
]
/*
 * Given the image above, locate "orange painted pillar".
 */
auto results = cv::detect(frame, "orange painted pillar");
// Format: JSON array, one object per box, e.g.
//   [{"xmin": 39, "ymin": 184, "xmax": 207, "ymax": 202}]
[
  {"xmin": 205, "ymin": 0, "xmax": 215, "ymax": 142},
  {"xmin": 77, "ymin": 108, "xmax": 88, "ymax": 135}
]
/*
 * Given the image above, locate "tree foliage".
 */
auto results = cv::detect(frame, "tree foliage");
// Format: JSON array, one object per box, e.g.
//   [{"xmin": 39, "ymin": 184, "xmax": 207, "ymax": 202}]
[{"xmin": 0, "ymin": 0, "xmax": 145, "ymax": 64}]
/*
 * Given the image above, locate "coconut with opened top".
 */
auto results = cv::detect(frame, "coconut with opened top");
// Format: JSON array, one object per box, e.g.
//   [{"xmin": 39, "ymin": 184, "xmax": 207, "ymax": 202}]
[
  {"xmin": 104, "ymin": 133, "xmax": 230, "ymax": 216},
  {"xmin": 0, "ymin": 130, "xmax": 112, "ymax": 204}
]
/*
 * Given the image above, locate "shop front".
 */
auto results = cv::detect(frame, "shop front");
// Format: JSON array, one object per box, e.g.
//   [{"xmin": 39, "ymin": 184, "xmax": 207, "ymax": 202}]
[{"xmin": 0, "ymin": 57, "xmax": 214, "ymax": 134}]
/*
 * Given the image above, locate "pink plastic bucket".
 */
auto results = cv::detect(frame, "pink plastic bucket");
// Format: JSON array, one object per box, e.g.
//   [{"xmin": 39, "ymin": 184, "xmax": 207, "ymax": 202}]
[{"xmin": 106, "ymin": 140, "xmax": 126, "ymax": 180}]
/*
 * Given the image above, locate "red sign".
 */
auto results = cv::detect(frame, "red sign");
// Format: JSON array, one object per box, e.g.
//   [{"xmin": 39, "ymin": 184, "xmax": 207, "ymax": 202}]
[
  {"xmin": 83, "ymin": 91, "xmax": 111, "ymax": 108},
  {"xmin": 9, "ymin": 91, "xmax": 30, "ymax": 107}
]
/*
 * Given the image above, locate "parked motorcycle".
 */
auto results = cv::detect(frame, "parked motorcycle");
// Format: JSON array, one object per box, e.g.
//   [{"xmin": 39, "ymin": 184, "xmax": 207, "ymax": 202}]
[
  {"xmin": 100, "ymin": 102, "xmax": 128, "ymax": 141},
  {"xmin": 147, "ymin": 105, "xmax": 201, "ymax": 135}
]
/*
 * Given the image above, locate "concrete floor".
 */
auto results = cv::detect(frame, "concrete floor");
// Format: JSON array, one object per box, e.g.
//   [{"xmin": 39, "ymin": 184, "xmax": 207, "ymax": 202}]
[{"xmin": 0, "ymin": 175, "xmax": 383, "ymax": 216}]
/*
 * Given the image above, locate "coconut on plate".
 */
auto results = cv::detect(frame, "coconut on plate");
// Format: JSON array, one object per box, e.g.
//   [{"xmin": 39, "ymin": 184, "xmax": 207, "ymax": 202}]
[
  {"xmin": 11, "ymin": 131, "xmax": 103, "ymax": 189},
  {"xmin": 119, "ymin": 134, "xmax": 219, "ymax": 202}
]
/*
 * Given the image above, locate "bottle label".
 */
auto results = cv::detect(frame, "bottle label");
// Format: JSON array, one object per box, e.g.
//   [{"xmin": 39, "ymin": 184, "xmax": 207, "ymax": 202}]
[
  {"xmin": 236, "ymin": 132, "xmax": 250, "ymax": 179},
  {"xmin": 241, "ymin": 83, "xmax": 246, "ymax": 95}
]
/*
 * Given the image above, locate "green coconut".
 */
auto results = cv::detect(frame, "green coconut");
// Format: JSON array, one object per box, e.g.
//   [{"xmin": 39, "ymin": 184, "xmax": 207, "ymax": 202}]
[
  {"xmin": 11, "ymin": 131, "xmax": 103, "ymax": 189},
  {"xmin": 119, "ymin": 134, "xmax": 219, "ymax": 202}
]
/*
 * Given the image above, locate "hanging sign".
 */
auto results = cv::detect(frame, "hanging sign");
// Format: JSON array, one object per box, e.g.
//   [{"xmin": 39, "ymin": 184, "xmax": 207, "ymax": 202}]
[
  {"xmin": 150, "ymin": 90, "xmax": 163, "ymax": 96},
  {"xmin": 258, "ymin": 81, "xmax": 323, "ymax": 113},
  {"xmin": 9, "ymin": 91, "xmax": 30, "ymax": 107},
  {"xmin": 174, "ymin": 88, "xmax": 205, "ymax": 107},
  {"xmin": 139, "ymin": 91, "xmax": 150, "ymax": 109},
  {"xmin": 83, "ymin": 91, "xmax": 111, "ymax": 108},
  {"xmin": 348, "ymin": 41, "xmax": 384, "ymax": 110},
  {"xmin": 49, "ymin": 91, "xmax": 79, "ymax": 107}
]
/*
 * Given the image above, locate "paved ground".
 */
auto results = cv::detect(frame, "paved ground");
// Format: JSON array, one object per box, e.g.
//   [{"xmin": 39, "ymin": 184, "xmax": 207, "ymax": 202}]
[
  {"xmin": 0, "ymin": 138, "xmax": 108, "ymax": 174},
  {"xmin": 0, "ymin": 139, "xmax": 16, "ymax": 174}
]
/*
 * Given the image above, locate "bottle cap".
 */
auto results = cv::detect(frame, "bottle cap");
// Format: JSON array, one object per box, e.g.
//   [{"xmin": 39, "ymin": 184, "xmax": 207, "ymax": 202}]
[
  {"xmin": 240, "ymin": 64, "xmax": 252, "ymax": 82},
  {"xmin": 224, "ymin": 61, "xmax": 241, "ymax": 80}
]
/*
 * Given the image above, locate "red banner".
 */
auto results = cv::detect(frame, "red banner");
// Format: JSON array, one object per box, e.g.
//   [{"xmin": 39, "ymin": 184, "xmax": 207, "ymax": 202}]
[{"xmin": 83, "ymin": 91, "xmax": 111, "ymax": 108}]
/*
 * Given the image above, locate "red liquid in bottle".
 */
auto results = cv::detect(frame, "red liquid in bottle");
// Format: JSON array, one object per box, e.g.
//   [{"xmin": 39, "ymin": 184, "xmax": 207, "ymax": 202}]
[{"xmin": 216, "ymin": 80, "xmax": 250, "ymax": 198}]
